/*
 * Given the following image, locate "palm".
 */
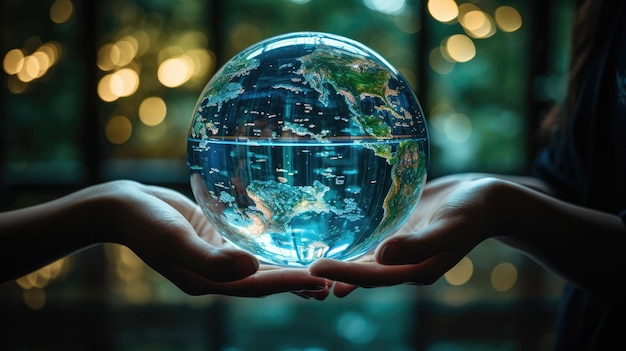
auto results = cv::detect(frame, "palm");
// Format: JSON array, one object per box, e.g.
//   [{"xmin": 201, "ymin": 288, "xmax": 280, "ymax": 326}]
[
  {"xmin": 109, "ymin": 182, "xmax": 329, "ymax": 298},
  {"xmin": 310, "ymin": 174, "xmax": 493, "ymax": 297}
]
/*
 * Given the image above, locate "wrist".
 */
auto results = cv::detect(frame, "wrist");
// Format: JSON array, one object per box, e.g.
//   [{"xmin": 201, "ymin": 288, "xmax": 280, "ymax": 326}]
[{"xmin": 60, "ymin": 180, "xmax": 141, "ymax": 245}]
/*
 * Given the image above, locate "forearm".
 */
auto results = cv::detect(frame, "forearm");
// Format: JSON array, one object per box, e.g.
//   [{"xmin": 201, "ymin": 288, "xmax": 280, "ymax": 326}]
[
  {"xmin": 493, "ymin": 180, "xmax": 625, "ymax": 296},
  {"xmin": 0, "ymin": 189, "xmax": 102, "ymax": 284}
]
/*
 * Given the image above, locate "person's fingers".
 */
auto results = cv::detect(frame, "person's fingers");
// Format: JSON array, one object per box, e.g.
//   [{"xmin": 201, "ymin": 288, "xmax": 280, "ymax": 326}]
[
  {"xmin": 310, "ymin": 252, "xmax": 461, "ymax": 288},
  {"xmin": 292, "ymin": 283, "xmax": 332, "ymax": 301},
  {"xmin": 375, "ymin": 216, "xmax": 476, "ymax": 265},
  {"xmin": 159, "ymin": 266, "xmax": 330, "ymax": 297},
  {"xmin": 331, "ymin": 281, "xmax": 359, "ymax": 298},
  {"xmin": 154, "ymin": 233, "xmax": 260, "ymax": 282},
  {"xmin": 310, "ymin": 258, "xmax": 415, "ymax": 286}
]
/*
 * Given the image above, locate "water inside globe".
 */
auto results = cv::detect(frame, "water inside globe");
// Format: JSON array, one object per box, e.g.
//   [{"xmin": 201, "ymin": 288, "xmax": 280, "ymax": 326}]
[{"xmin": 188, "ymin": 32, "xmax": 428, "ymax": 267}]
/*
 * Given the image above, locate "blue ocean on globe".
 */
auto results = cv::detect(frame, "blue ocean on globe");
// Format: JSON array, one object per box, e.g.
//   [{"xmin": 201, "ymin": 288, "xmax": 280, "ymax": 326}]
[{"xmin": 187, "ymin": 32, "xmax": 429, "ymax": 267}]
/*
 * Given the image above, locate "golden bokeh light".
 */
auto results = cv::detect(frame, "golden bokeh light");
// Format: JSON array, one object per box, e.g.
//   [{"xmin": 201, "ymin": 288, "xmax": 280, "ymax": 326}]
[
  {"xmin": 491, "ymin": 262, "xmax": 518, "ymax": 292},
  {"xmin": 18, "ymin": 55, "xmax": 41, "ymax": 82},
  {"xmin": 445, "ymin": 34, "xmax": 476, "ymax": 62},
  {"xmin": 50, "ymin": 0, "xmax": 73, "ymax": 24},
  {"xmin": 178, "ymin": 31, "xmax": 210, "ymax": 51},
  {"xmin": 444, "ymin": 256, "xmax": 474, "ymax": 286},
  {"xmin": 3, "ymin": 41, "xmax": 63, "ymax": 87},
  {"xmin": 427, "ymin": 0, "xmax": 459, "ymax": 23},
  {"xmin": 15, "ymin": 258, "xmax": 70, "ymax": 290},
  {"xmin": 158, "ymin": 57, "xmax": 193, "ymax": 88},
  {"xmin": 138, "ymin": 97, "xmax": 167, "ymax": 126},
  {"xmin": 115, "ymin": 36, "xmax": 139, "ymax": 67},
  {"xmin": 495, "ymin": 6, "xmax": 523, "ymax": 32},
  {"xmin": 457, "ymin": 2, "xmax": 480, "ymax": 19},
  {"xmin": 429, "ymin": 47, "xmax": 455, "ymax": 75},
  {"xmin": 465, "ymin": 12, "xmax": 496, "ymax": 38},
  {"xmin": 3, "ymin": 49, "xmax": 25, "ymax": 75},
  {"xmin": 14, "ymin": 258, "xmax": 70, "ymax": 309},
  {"xmin": 97, "ymin": 37, "xmax": 139, "ymax": 72},
  {"xmin": 97, "ymin": 43, "xmax": 119, "ymax": 71},
  {"xmin": 38, "ymin": 42, "xmax": 61, "ymax": 64},
  {"xmin": 7, "ymin": 75, "xmax": 28, "ymax": 94},
  {"xmin": 185, "ymin": 49, "xmax": 215, "ymax": 78},
  {"xmin": 104, "ymin": 244, "xmax": 153, "ymax": 304},
  {"xmin": 111, "ymin": 68, "xmax": 140, "ymax": 97},
  {"xmin": 461, "ymin": 10, "xmax": 487, "ymax": 32},
  {"xmin": 98, "ymin": 74, "xmax": 117, "ymax": 102},
  {"xmin": 105, "ymin": 115, "xmax": 133, "ymax": 144},
  {"xmin": 132, "ymin": 30, "xmax": 151, "ymax": 57},
  {"xmin": 23, "ymin": 288, "xmax": 46, "ymax": 310},
  {"xmin": 31, "ymin": 51, "xmax": 51, "ymax": 77},
  {"xmin": 97, "ymin": 68, "xmax": 139, "ymax": 102}
]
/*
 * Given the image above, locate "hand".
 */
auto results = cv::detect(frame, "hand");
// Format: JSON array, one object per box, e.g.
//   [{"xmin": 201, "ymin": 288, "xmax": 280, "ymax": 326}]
[
  {"xmin": 312, "ymin": 173, "xmax": 626, "ymax": 298},
  {"xmin": 98, "ymin": 181, "xmax": 331, "ymax": 298},
  {"xmin": 0, "ymin": 180, "xmax": 330, "ymax": 298},
  {"xmin": 310, "ymin": 175, "xmax": 506, "ymax": 297}
]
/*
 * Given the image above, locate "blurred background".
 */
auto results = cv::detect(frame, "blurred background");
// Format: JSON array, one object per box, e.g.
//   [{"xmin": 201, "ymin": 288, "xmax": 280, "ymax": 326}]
[{"xmin": 0, "ymin": 0, "xmax": 573, "ymax": 350}]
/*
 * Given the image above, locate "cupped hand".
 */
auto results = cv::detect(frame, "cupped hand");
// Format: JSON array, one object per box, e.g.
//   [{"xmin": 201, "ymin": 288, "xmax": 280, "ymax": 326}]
[
  {"xmin": 310, "ymin": 175, "xmax": 507, "ymax": 297},
  {"xmin": 93, "ymin": 180, "xmax": 330, "ymax": 298}
]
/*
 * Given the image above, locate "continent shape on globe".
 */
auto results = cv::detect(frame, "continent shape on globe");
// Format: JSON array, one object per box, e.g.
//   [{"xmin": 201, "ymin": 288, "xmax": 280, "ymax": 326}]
[{"xmin": 188, "ymin": 32, "xmax": 428, "ymax": 267}]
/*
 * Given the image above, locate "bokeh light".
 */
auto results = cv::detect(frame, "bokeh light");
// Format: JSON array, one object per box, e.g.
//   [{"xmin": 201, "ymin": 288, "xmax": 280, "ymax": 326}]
[
  {"xmin": 2, "ymin": 41, "xmax": 63, "ymax": 87},
  {"xmin": 495, "ymin": 6, "xmax": 523, "ymax": 32},
  {"xmin": 105, "ymin": 115, "xmax": 133, "ymax": 144},
  {"xmin": 443, "ymin": 113, "xmax": 472, "ymax": 143},
  {"xmin": 427, "ymin": 0, "xmax": 459, "ymax": 23},
  {"xmin": 491, "ymin": 262, "xmax": 518, "ymax": 292},
  {"xmin": 445, "ymin": 34, "xmax": 476, "ymax": 62},
  {"xmin": 3, "ymin": 49, "xmax": 25, "ymax": 75},
  {"xmin": 362, "ymin": 0, "xmax": 406, "ymax": 15},
  {"xmin": 97, "ymin": 68, "xmax": 139, "ymax": 102},
  {"xmin": 461, "ymin": 10, "xmax": 487, "ymax": 32},
  {"xmin": 50, "ymin": 0, "xmax": 73, "ymax": 24},
  {"xmin": 104, "ymin": 244, "xmax": 152, "ymax": 305},
  {"xmin": 444, "ymin": 256, "xmax": 474, "ymax": 286},
  {"xmin": 158, "ymin": 56, "xmax": 193, "ymax": 88},
  {"xmin": 14, "ymin": 258, "xmax": 70, "ymax": 310},
  {"xmin": 429, "ymin": 47, "xmax": 454, "ymax": 74},
  {"xmin": 138, "ymin": 97, "xmax": 167, "ymax": 126},
  {"xmin": 22, "ymin": 288, "xmax": 46, "ymax": 310}
]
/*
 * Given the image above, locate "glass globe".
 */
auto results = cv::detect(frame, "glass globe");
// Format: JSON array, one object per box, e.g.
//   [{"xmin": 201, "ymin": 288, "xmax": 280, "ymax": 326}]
[{"xmin": 187, "ymin": 32, "xmax": 428, "ymax": 267}]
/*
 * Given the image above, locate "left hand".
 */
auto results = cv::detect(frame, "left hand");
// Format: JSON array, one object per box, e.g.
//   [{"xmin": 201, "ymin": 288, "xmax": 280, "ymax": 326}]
[{"xmin": 309, "ymin": 175, "xmax": 501, "ymax": 297}]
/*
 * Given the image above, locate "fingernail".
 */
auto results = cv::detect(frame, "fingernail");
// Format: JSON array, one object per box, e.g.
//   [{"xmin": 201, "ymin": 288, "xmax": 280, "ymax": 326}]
[{"xmin": 380, "ymin": 241, "xmax": 400, "ymax": 263}]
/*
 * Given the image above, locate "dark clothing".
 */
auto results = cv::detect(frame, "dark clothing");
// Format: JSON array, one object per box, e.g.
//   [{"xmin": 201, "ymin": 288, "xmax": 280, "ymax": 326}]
[{"xmin": 532, "ymin": 2, "xmax": 626, "ymax": 349}]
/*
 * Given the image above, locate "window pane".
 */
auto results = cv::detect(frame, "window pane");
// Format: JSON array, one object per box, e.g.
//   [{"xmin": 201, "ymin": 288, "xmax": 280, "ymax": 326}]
[
  {"xmin": 1, "ymin": 0, "xmax": 84, "ymax": 183},
  {"xmin": 425, "ymin": 1, "xmax": 530, "ymax": 176},
  {"xmin": 96, "ymin": 0, "xmax": 215, "ymax": 182}
]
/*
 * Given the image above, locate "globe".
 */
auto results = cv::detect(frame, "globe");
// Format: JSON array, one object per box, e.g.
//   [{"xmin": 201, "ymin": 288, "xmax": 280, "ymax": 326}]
[{"xmin": 187, "ymin": 32, "xmax": 429, "ymax": 267}]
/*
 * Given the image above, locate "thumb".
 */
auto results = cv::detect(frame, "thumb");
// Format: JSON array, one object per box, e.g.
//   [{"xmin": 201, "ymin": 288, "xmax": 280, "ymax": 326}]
[
  {"xmin": 154, "ymin": 234, "xmax": 260, "ymax": 283},
  {"xmin": 376, "ymin": 221, "xmax": 457, "ymax": 265}
]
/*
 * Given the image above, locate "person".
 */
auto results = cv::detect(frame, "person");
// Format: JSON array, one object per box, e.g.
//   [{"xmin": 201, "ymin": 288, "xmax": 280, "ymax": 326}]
[
  {"xmin": 0, "ymin": 179, "xmax": 330, "ymax": 299},
  {"xmin": 310, "ymin": 0, "xmax": 626, "ymax": 349}
]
